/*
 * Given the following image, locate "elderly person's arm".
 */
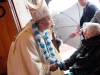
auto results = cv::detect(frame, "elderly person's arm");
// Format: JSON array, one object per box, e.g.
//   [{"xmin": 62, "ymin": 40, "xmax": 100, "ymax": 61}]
[{"xmin": 60, "ymin": 45, "xmax": 83, "ymax": 71}]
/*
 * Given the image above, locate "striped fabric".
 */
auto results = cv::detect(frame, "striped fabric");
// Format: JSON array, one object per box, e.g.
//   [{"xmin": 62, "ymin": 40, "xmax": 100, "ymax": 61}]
[{"xmin": 91, "ymin": 10, "xmax": 100, "ymax": 24}]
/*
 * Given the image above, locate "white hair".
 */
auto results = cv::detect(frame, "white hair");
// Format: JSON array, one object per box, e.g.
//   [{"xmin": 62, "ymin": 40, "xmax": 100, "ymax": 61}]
[{"xmin": 83, "ymin": 22, "xmax": 100, "ymax": 36}]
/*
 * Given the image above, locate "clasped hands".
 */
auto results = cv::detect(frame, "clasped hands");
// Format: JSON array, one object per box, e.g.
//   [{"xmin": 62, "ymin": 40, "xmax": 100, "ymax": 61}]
[{"xmin": 50, "ymin": 62, "xmax": 59, "ymax": 71}]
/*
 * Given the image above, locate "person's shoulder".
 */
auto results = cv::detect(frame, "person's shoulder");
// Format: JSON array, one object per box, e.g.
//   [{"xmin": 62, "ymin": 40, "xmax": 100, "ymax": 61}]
[
  {"xmin": 17, "ymin": 29, "xmax": 35, "ymax": 43},
  {"xmin": 88, "ymin": 1, "xmax": 96, "ymax": 6},
  {"xmin": 17, "ymin": 31, "xmax": 36, "ymax": 46},
  {"xmin": 87, "ymin": 1, "xmax": 98, "ymax": 10},
  {"xmin": 93, "ymin": 10, "xmax": 100, "ymax": 17},
  {"xmin": 95, "ymin": 10, "xmax": 100, "ymax": 14}
]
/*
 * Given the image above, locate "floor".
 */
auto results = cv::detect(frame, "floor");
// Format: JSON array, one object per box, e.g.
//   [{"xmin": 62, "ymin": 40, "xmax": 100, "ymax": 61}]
[{"xmin": 59, "ymin": 44, "xmax": 77, "ymax": 74}]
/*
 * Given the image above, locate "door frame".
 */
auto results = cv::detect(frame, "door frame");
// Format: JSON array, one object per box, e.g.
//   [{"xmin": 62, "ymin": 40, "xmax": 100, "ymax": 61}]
[{"xmin": 7, "ymin": 0, "xmax": 22, "ymax": 32}]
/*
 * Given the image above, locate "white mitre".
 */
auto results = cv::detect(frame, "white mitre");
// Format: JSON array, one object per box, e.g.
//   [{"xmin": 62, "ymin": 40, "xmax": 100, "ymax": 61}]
[{"xmin": 26, "ymin": 0, "xmax": 51, "ymax": 21}]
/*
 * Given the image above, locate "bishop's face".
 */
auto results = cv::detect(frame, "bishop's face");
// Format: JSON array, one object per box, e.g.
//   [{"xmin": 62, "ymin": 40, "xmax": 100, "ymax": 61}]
[
  {"xmin": 42, "ymin": 16, "xmax": 54, "ymax": 30},
  {"xmin": 37, "ymin": 16, "xmax": 54, "ymax": 32}
]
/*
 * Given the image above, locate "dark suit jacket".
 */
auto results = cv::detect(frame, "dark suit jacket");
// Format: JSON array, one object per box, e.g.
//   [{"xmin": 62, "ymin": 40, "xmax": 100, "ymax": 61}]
[
  {"xmin": 80, "ymin": 2, "xmax": 98, "ymax": 27},
  {"xmin": 45, "ymin": 0, "xmax": 51, "ymax": 6}
]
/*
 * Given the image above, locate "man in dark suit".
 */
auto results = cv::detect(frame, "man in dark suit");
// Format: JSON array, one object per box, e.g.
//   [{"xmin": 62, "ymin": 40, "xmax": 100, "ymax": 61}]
[
  {"xmin": 80, "ymin": 0, "xmax": 98, "ymax": 27},
  {"xmin": 69, "ymin": 0, "xmax": 98, "ymax": 38},
  {"xmin": 45, "ymin": 0, "xmax": 52, "ymax": 6}
]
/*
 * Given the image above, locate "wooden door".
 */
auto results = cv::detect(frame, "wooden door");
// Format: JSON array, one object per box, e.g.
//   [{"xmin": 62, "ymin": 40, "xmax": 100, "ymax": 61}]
[{"xmin": 0, "ymin": 1, "xmax": 19, "ymax": 74}]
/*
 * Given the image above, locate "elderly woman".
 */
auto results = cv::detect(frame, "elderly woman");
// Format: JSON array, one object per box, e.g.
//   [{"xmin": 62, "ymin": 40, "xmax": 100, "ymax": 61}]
[{"xmin": 60, "ymin": 22, "xmax": 100, "ymax": 75}]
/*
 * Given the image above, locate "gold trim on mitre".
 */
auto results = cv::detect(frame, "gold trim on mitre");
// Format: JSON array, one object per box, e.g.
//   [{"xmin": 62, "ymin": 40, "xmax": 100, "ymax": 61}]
[
  {"xmin": 26, "ymin": 0, "xmax": 51, "ymax": 21},
  {"xmin": 26, "ymin": 0, "xmax": 44, "ymax": 10}
]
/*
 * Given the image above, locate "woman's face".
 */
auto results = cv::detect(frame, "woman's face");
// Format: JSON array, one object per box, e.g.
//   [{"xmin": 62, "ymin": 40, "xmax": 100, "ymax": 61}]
[{"xmin": 83, "ymin": 28, "xmax": 93, "ymax": 39}]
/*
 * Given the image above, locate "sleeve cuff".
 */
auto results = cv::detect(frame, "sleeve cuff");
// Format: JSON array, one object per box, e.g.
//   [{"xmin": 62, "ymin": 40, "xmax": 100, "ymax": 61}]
[{"xmin": 62, "ymin": 61, "xmax": 69, "ymax": 71}]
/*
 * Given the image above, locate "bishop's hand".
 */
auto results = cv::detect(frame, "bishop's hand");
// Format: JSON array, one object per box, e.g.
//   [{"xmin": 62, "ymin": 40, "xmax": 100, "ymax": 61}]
[{"xmin": 50, "ymin": 63, "xmax": 58, "ymax": 71}]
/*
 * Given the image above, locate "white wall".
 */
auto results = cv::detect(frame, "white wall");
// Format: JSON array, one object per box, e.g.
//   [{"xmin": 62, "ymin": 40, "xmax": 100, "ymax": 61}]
[{"xmin": 13, "ymin": 0, "xmax": 32, "ymax": 28}]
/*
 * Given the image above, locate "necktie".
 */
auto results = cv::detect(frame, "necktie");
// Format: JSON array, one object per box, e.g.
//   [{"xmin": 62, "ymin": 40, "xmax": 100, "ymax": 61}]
[{"xmin": 83, "ymin": 7, "xmax": 86, "ymax": 15}]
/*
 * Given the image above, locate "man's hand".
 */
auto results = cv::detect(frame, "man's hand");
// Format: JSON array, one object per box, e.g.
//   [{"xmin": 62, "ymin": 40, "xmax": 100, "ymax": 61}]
[
  {"xmin": 77, "ymin": 25, "xmax": 80, "ymax": 30},
  {"xmin": 69, "ymin": 28, "xmax": 82, "ymax": 38},
  {"xmin": 69, "ymin": 32, "xmax": 77, "ymax": 38},
  {"xmin": 50, "ymin": 63, "xmax": 58, "ymax": 71}
]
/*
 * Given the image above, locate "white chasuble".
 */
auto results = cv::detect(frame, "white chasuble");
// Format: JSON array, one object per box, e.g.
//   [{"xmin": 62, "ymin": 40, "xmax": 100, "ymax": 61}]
[{"xmin": 7, "ymin": 21, "xmax": 64, "ymax": 75}]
